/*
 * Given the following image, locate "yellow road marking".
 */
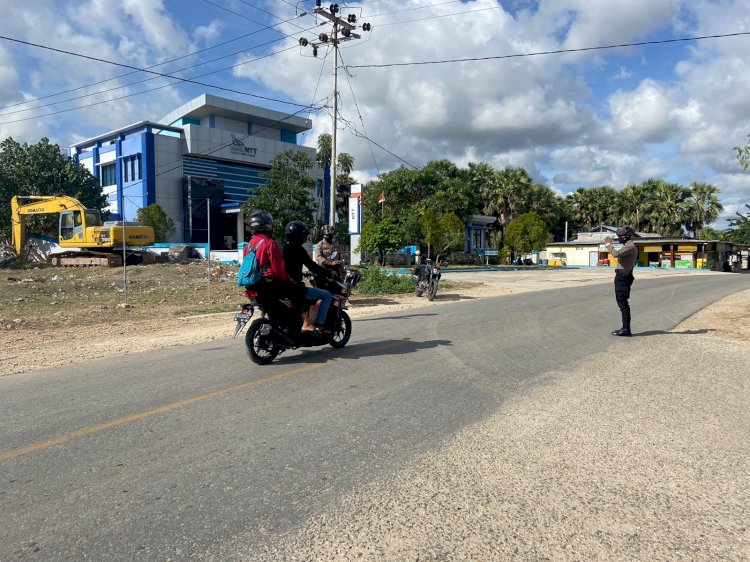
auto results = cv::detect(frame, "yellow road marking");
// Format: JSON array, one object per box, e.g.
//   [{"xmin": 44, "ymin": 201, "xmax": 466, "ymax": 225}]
[
  {"xmin": 0, "ymin": 335, "xmax": 444, "ymax": 462},
  {"xmin": 0, "ymin": 363, "xmax": 319, "ymax": 462}
]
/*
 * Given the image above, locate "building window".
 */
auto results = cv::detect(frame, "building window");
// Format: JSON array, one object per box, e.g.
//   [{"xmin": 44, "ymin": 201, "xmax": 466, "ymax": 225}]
[
  {"xmin": 122, "ymin": 155, "xmax": 142, "ymax": 182},
  {"xmin": 472, "ymin": 228, "xmax": 483, "ymax": 250},
  {"xmin": 101, "ymin": 163, "xmax": 116, "ymax": 186}
]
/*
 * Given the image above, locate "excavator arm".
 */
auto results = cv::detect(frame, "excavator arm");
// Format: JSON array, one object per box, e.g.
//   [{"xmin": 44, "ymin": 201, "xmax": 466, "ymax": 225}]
[{"xmin": 10, "ymin": 195, "xmax": 88, "ymax": 256}]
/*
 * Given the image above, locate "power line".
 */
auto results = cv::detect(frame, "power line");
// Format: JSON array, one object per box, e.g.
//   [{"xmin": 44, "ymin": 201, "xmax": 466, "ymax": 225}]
[
  {"xmin": 375, "ymin": 5, "xmax": 502, "ymax": 27},
  {"xmin": 200, "ymin": 0, "xmax": 267, "ymax": 26},
  {"xmin": 348, "ymin": 31, "xmax": 750, "ymax": 68},
  {"xmin": 337, "ymin": 50, "xmax": 380, "ymax": 174},
  {"xmin": 0, "ymin": 13, "xmax": 312, "ymax": 113},
  {"xmin": 0, "ymin": 34, "xmax": 312, "ymax": 110},
  {"xmin": 330, "ymin": 109, "xmax": 415, "ymax": 170},
  {"xmin": 0, "ymin": 21, "xmax": 324, "ymax": 118},
  {"xmin": 0, "ymin": 44, "xmax": 328, "ymax": 126},
  {"xmin": 365, "ymin": 0, "xmax": 464, "ymax": 19}
]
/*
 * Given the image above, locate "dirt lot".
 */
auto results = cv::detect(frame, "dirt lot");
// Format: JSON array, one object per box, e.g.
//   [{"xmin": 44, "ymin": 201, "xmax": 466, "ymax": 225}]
[{"xmin": 1, "ymin": 264, "xmax": 748, "ymax": 376}]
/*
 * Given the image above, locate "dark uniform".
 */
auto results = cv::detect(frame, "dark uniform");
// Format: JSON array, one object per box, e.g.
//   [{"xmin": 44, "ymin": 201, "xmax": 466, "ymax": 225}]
[{"xmin": 606, "ymin": 226, "xmax": 639, "ymax": 336}]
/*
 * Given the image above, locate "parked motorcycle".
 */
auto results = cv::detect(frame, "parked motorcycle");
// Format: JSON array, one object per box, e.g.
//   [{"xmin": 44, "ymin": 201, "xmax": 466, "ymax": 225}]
[
  {"xmin": 412, "ymin": 258, "xmax": 442, "ymax": 301},
  {"xmin": 233, "ymin": 267, "xmax": 361, "ymax": 365}
]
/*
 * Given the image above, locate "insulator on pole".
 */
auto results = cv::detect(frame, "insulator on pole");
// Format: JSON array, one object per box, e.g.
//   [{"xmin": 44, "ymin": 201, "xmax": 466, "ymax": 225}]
[
  {"xmin": 299, "ymin": 37, "xmax": 309, "ymax": 47},
  {"xmin": 330, "ymin": 3, "xmax": 339, "ymax": 14},
  {"xmin": 319, "ymin": 32, "xmax": 329, "ymax": 42},
  {"xmin": 342, "ymin": 28, "xmax": 351, "ymax": 37},
  {"xmin": 313, "ymin": 46, "xmax": 318, "ymax": 57}
]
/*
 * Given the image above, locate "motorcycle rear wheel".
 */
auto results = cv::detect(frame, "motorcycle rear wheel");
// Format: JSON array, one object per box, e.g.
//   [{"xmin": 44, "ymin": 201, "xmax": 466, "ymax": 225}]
[
  {"xmin": 245, "ymin": 318, "xmax": 279, "ymax": 365},
  {"xmin": 427, "ymin": 279, "xmax": 439, "ymax": 301},
  {"xmin": 328, "ymin": 310, "xmax": 352, "ymax": 349}
]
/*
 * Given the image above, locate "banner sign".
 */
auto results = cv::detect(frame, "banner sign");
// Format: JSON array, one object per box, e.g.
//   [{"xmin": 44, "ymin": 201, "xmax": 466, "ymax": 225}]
[{"xmin": 348, "ymin": 197, "xmax": 360, "ymax": 234}]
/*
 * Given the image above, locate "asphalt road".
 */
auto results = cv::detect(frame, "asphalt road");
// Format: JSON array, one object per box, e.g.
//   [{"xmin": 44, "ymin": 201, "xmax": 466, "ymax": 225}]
[{"xmin": 1, "ymin": 272, "xmax": 748, "ymax": 560}]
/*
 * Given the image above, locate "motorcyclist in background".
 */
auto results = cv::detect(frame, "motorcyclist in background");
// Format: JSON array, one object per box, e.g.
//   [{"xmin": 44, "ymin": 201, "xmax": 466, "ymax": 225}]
[
  {"xmin": 314, "ymin": 224, "xmax": 345, "ymax": 282},
  {"xmin": 283, "ymin": 221, "xmax": 333, "ymax": 335}
]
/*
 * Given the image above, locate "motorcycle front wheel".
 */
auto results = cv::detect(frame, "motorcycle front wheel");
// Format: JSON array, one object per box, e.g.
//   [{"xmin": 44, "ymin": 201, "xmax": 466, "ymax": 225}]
[
  {"xmin": 328, "ymin": 310, "xmax": 352, "ymax": 349},
  {"xmin": 427, "ymin": 279, "xmax": 439, "ymax": 301},
  {"xmin": 245, "ymin": 318, "xmax": 279, "ymax": 365}
]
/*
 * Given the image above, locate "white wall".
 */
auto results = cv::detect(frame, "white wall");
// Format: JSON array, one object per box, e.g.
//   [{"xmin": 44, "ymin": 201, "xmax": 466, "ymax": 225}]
[{"xmin": 154, "ymin": 134, "xmax": 185, "ymax": 242}]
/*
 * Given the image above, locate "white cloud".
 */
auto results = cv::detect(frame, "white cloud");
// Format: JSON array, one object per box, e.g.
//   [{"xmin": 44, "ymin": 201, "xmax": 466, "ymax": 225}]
[
  {"xmin": 194, "ymin": 21, "xmax": 224, "ymax": 45},
  {"xmin": 606, "ymin": 80, "xmax": 678, "ymax": 143}
]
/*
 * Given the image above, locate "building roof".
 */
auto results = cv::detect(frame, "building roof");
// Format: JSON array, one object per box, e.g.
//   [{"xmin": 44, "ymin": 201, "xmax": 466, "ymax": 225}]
[
  {"xmin": 70, "ymin": 120, "xmax": 184, "ymax": 152},
  {"xmin": 160, "ymin": 94, "xmax": 312, "ymax": 134}
]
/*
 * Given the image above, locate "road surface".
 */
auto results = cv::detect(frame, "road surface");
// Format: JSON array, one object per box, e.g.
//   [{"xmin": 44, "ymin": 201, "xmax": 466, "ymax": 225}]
[{"xmin": 1, "ymin": 272, "xmax": 748, "ymax": 560}]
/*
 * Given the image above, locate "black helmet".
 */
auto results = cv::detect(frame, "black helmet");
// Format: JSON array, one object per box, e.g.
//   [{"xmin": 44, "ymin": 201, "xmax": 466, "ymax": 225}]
[
  {"xmin": 248, "ymin": 210, "xmax": 273, "ymax": 235},
  {"xmin": 285, "ymin": 220, "xmax": 310, "ymax": 245},
  {"xmin": 616, "ymin": 225, "xmax": 637, "ymax": 242},
  {"xmin": 321, "ymin": 225, "xmax": 335, "ymax": 240}
]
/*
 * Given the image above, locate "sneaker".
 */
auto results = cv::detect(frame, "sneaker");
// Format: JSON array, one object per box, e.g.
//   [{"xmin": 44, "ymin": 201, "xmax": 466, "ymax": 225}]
[{"xmin": 611, "ymin": 328, "xmax": 632, "ymax": 337}]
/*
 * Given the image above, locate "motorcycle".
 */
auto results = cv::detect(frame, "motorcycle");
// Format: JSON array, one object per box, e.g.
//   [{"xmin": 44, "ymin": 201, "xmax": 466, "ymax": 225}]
[
  {"xmin": 412, "ymin": 258, "xmax": 442, "ymax": 301},
  {"xmin": 233, "ymin": 267, "xmax": 361, "ymax": 365}
]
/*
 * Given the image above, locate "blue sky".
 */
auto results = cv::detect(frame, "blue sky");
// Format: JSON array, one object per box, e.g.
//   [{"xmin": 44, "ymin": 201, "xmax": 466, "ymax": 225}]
[{"xmin": 1, "ymin": 0, "xmax": 749, "ymax": 226}]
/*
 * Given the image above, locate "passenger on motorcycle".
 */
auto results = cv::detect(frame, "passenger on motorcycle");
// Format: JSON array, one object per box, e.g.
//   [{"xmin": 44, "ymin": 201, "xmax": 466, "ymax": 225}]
[
  {"xmin": 283, "ymin": 221, "xmax": 333, "ymax": 335},
  {"xmin": 314, "ymin": 224, "xmax": 345, "ymax": 281},
  {"xmin": 244, "ymin": 210, "xmax": 305, "ymax": 311}
]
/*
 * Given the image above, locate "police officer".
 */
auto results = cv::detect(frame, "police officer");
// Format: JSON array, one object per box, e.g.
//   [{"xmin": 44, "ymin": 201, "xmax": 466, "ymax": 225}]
[
  {"xmin": 604, "ymin": 225, "xmax": 639, "ymax": 337},
  {"xmin": 314, "ymin": 224, "xmax": 345, "ymax": 281}
]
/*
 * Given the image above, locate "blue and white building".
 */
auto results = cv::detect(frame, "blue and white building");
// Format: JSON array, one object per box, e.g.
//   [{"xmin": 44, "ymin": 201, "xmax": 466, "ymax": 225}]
[{"xmin": 70, "ymin": 94, "xmax": 326, "ymax": 249}]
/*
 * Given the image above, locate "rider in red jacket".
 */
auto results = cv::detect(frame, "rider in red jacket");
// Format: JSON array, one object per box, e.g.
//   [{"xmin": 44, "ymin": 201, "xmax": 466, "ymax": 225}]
[{"xmin": 244, "ymin": 210, "xmax": 304, "ymax": 309}]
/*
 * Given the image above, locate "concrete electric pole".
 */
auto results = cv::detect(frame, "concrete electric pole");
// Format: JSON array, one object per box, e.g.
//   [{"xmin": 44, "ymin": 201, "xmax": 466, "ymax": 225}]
[{"xmin": 298, "ymin": 3, "xmax": 371, "ymax": 227}]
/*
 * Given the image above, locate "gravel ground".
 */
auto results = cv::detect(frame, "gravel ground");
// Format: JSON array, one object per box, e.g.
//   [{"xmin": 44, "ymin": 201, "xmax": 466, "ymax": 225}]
[{"xmin": 249, "ymin": 334, "xmax": 749, "ymax": 561}]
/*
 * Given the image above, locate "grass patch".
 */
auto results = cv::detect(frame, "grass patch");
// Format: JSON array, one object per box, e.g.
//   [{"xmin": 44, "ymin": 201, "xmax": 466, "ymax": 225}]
[{"xmin": 356, "ymin": 267, "xmax": 414, "ymax": 295}]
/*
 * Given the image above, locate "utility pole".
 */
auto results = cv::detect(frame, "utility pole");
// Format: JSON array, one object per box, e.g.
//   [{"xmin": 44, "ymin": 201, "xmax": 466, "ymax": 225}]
[
  {"xmin": 298, "ymin": 3, "xmax": 372, "ymax": 227},
  {"xmin": 330, "ymin": 25, "xmax": 338, "ymax": 227}
]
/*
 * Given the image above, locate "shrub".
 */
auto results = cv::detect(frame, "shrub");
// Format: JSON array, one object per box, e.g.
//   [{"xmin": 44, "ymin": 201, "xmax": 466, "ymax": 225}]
[{"xmin": 356, "ymin": 266, "xmax": 414, "ymax": 295}]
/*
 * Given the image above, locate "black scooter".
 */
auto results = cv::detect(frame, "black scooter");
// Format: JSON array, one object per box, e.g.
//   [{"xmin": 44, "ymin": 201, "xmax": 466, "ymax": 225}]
[{"xmin": 233, "ymin": 268, "xmax": 361, "ymax": 365}]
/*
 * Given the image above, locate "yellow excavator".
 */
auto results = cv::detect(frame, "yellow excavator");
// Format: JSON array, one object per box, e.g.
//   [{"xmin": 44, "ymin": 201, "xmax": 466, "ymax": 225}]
[{"xmin": 11, "ymin": 195, "xmax": 155, "ymax": 266}]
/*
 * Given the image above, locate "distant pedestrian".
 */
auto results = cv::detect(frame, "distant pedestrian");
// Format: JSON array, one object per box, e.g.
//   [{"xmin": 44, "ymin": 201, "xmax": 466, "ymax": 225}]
[{"xmin": 605, "ymin": 226, "xmax": 639, "ymax": 337}]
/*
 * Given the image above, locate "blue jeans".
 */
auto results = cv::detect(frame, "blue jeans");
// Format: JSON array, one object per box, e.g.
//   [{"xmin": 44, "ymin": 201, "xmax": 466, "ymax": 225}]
[{"xmin": 305, "ymin": 287, "xmax": 332, "ymax": 326}]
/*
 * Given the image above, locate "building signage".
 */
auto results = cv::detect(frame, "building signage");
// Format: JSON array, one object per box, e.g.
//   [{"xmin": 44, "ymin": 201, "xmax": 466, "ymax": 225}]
[
  {"xmin": 348, "ymin": 197, "xmax": 360, "ymax": 234},
  {"xmin": 229, "ymin": 135, "xmax": 257, "ymax": 157}
]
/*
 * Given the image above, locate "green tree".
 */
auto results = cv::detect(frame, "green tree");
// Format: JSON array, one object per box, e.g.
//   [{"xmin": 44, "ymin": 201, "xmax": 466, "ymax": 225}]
[
  {"xmin": 646, "ymin": 179, "xmax": 690, "ymax": 236},
  {"xmin": 699, "ymin": 226, "xmax": 725, "ymax": 241},
  {"xmin": 686, "ymin": 182, "xmax": 723, "ymax": 238},
  {"xmin": 316, "ymin": 133, "xmax": 356, "ymax": 225},
  {"xmin": 433, "ymin": 212, "xmax": 466, "ymax": 262},
  {"xmin": 242, "ymin": 149, "xmax": 315, "ymax": 239},
  {"xmin": 734, "ymin": 135, "xmax": 750, "ymax": 171},
  {"xmin": 359, "ymin": 216, "xmax": 406, "ymax": 265},
  {"xmin": 725, "ymin": 204, "xmax": 750, "ymax": 245},
  {"xmin": 505, "ymin": 212, "xmax": 548, "ymax": 259},
  {"xmin": 0, "ymin": 137, "xmax": 105, "ymax": 243},
  {"xmin": 421, "ymin": 208, "xmax": 439, "ymax": 258},
  {"xmin": 136, "ymin": 203, "xmax": 175, "ymax": 242}
]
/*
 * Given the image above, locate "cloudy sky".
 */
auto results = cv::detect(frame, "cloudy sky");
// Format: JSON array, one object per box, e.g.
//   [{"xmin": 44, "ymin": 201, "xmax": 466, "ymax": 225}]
[{"xmin": 1, "ymin": 0, "xmax": 749, "ymax": 225}]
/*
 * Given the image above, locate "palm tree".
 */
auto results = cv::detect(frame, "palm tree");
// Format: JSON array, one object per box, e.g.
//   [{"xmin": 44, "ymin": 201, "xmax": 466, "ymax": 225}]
[
  {"xmin": 619, "ymin": 184, "xmax": 651, "ymax": 231},
  {"xmin": 316, "ymin": 133, "xmax": 355, "ymax": 224},
  {"xmin": 686, "ymin": 182, "xmax": 723, "ymax": 238},
  {"xmin": 647, "ymin": 179, "xmax": 690, "ymax": 236}
]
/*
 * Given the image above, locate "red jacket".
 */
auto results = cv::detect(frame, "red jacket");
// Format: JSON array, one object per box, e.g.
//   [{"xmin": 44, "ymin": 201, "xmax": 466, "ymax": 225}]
[{"xmin": 245, "ymin": 234, "xmax": 291, "ymax": 282}]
